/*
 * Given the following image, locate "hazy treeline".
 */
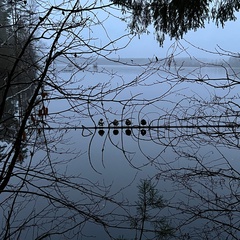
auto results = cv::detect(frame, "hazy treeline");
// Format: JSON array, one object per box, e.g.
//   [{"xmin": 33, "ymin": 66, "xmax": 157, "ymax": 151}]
[
  {"xmin": 0, "ymin": 0, "xmax": 37, "ymax": 142},
  {"xmin": 56, "ymin": 55, "xmax": 240, "ymax": 68}
]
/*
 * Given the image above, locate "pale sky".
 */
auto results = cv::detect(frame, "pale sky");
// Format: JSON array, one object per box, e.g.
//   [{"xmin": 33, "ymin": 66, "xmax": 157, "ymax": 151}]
[
  {"xmin": 40, "ymin": 1, "xmax": 240, "ymax": 60},
  {"xmin": 111, "ymin": 12, "xmax": 240, "ymax": 59}
]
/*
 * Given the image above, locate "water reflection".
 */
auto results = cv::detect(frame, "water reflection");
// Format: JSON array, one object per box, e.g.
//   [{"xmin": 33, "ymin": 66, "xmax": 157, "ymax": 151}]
[
  {"xmin": 0, "ymin": 55, "xmax": 37, "ymax": 163},
  {"xmin": 63, "ymin": 64, "xmax": 240, "ymax": 238},
  {"xmin": 1, "ymin": 59, "xmax": 240, "ymax": 239}
]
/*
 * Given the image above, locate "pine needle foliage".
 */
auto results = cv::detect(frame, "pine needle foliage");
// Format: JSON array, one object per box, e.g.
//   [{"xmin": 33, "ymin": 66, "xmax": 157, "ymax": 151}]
[{"xmin": 117, "ymin": 179, "xmax": 174, "ymax": 240}]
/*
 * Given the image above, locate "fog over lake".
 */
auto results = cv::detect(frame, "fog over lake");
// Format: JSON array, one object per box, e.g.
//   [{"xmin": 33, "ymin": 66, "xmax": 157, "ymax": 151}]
[{"xmin": 27, "ymin": 57, "xmax": 239, "ymax": 239}]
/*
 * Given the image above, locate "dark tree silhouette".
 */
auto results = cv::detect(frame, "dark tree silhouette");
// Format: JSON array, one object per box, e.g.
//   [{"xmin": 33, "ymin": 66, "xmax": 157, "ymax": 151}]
[{"xmin": 111, "ymin": 0, "xmax": 240, "ymax": 45}]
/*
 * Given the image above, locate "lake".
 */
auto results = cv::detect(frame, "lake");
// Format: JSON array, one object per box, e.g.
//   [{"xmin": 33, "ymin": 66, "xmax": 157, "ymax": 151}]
[{"xmin": 1, "ymin": 58, "xmax": 240, "ymax": 239}]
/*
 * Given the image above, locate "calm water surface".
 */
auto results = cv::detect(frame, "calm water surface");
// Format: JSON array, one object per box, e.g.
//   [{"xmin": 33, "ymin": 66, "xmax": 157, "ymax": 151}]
[
  {"xmin": 2, "ymin": 61, "xmax": 240, "ymax": 239},
  {"xmin": 45, "ymin": 62, "xmax": 240, "ymax": 239}
]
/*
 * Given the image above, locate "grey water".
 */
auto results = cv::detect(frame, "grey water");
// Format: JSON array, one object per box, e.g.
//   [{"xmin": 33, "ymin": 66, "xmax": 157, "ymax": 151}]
[
  {"xmin": 1, "ymin": 59, "xmax": 240, "ymax": 239},
  {"xmin": 47, "ymin": 60, "xmax": 240, "ymax": 239}
]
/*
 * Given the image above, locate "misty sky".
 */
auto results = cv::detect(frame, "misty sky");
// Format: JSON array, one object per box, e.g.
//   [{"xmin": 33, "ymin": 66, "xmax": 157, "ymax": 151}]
[
  {"xmin": 110, "ymin": 12, "xmax": 240, "ymax": 59},
  {"xmin": 39, "ymin": 1, "xmax": 240, "ymax": 60}
]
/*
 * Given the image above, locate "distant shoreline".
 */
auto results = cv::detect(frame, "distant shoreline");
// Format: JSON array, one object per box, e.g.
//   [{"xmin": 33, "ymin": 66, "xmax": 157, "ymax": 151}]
[{"xmin": 54, "ymin": 56, "xmax": 240, "ymax": 68}]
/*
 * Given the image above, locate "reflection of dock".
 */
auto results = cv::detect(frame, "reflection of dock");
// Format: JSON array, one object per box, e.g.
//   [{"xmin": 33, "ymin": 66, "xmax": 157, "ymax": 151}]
[
  {"xmin": 34, "ymin": 122, "xmax": 240, "ymax": 130},
  {"xmin": 30, "ymin": 122, "xmax": 240, "ymax": 138},
  {"xmin": 31, "ymin": 123, "xmax": 240, "ymax": 131},
  {"xmin": 28, "ymin": 114, "xmax": 240, "ymax": 137}
]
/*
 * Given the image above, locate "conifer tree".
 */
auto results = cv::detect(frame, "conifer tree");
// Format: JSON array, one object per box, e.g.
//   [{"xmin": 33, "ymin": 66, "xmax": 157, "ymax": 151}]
[
  {"xmin": 0, "ymin": 0, "xmax": 13, "ymax": 71},
  {"xmin": 112, "ymin": 0, "xmax": 240, "ymax": 45}
]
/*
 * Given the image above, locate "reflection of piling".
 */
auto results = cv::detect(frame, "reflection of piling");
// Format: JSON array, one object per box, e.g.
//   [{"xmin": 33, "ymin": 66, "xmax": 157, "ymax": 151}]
[
  {"xmin": 125, "ymin": 119, "xmax": 132, "ymax": 136},
  {"xmin": 140, "ymin": 119, "xmax": 147, "ymax": 136},
  {"xmin": 98, "ymin": 118, "xmax": 105, "ymax": 136},
  {"xmin": 96, "ymin": 118, "xmax": 148, "ymax": 136},
  {"xmin": 112, "ymin": 119, "xmax": 119, "ymax": 135}
]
